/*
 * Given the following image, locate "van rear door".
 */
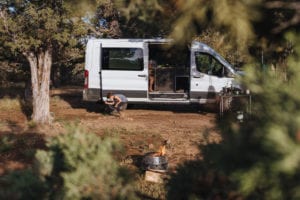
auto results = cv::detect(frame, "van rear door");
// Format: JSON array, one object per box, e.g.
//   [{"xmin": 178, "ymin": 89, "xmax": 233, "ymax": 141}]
[{"xmin": 100, "ymin": 41, "xmax": 148, "ymax": 102}]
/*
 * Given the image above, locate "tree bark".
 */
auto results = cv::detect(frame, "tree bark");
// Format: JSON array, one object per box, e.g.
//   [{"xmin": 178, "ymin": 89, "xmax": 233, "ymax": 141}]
[{"xmin": 24, "ymin": 48, "xmax": 52, "ymax": 124}]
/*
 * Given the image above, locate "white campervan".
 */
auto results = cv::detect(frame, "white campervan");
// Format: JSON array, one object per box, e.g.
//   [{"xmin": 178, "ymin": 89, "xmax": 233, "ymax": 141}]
[{"xmin": 83, "ymin": 38, "xmax": 240, "ymax": 105}]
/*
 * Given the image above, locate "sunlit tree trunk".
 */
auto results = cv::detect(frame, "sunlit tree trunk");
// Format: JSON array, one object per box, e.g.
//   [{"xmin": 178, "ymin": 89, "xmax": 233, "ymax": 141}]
[{"xmin": 24, "ymin": 48, "xmax": 52, "ymax": 124}]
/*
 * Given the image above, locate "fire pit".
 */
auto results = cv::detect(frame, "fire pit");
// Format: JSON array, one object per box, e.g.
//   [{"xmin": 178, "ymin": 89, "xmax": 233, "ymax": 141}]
[
  {"xmin": 142, "ymin": 152, "xmax": 168, "ymax": 171},
  {"xmin": 142, "ymin": 144, "xmax": 168, "ymax": 172},
  {"xmin": 142, "ymin": 142, "xmax": 169, "ymax": 183}
]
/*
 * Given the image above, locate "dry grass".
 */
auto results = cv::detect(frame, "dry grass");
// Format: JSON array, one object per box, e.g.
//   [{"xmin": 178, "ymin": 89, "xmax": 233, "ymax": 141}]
[
  {"xmin": 135, "ymin": 175, "xmax": 167, "ymax": 200},
  {"xmin": 0, "ymin": 97, "xmax": 22, "ymax": 112},
  {"xmin": 0, "ymin": 121, "xmax": 7, "ymax": 129}
]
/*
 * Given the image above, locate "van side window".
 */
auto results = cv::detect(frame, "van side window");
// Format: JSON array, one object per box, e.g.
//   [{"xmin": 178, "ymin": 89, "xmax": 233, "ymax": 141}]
[
  {"xmin": 102, "ymin": 48, "xmax": 144, "ymax": 70},
  {"xmin": 195, "ymin": 52, "xmax": 225, "ymax": 77}
]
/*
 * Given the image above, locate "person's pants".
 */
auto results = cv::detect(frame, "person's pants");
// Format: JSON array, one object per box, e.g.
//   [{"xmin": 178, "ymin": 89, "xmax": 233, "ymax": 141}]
[
  {"xmin": 116, "ymin": 102, "xmax": 127, "ymax": 112},
  {"xmin": 106, "ymin": 102, "xmax": 127, "ymax": 113}
]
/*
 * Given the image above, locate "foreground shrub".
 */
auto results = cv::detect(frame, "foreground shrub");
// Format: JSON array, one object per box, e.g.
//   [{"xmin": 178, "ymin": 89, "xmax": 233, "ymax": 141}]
[
  {"xmin": 0, "ymin": 125, "xmax": 137, "ymax": 200},
  {"xmin": 167, "ymin": 33, "xmax": 300, "ymax": 200},
  {"xmin": 0, "ymin": 170, "xmax": 46, "ymax": 200},
  {"xmin": 34, "ymin": 124, "xmax": 137, "ymax": 200}
]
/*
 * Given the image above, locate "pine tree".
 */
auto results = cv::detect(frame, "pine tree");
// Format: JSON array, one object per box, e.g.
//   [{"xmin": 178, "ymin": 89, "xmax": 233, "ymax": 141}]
[{"xmin": 0, "ymin": 1, "xmax": 86, "ymax": 124}]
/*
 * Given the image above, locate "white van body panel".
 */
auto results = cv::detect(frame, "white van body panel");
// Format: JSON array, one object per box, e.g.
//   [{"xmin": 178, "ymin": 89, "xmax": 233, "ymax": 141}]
[
  {"xmin": 83, "ymin": 39, "xmax": 240, "ymax": 105},
  {"xmin": 100, "ymin": 40, "xmax": 148, "ymax": 102}
]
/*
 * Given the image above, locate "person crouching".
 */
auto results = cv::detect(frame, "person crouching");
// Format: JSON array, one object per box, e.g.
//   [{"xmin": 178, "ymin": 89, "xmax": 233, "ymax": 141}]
[{"xmin": 104, "ymin": 92, "xmax": 128, "ymax": 115}]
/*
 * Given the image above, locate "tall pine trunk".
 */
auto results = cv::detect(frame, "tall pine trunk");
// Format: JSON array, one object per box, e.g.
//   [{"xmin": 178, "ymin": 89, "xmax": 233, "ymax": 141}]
[{"xmin": 24, "ymin": 48, "xmax": 52, "ymax": 124}]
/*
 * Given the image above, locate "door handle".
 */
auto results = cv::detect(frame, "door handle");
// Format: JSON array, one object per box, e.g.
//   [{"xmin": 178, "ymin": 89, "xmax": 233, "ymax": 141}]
[
  {"xmin": 138, "ymin": 74, "xmax": 147, "ymax": 77},
  {"xmin": 193, "ymin": 73, "xmax": 204, "ymax": 78},
  {"xmin": 193, "ymin": 75, "xmax": 202, "ymax": 78}
]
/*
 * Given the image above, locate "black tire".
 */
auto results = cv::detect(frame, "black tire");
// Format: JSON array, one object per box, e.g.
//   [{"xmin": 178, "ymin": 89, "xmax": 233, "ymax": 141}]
[{"xmin": 105, "ymin": 105, "xmax": 116, "ymax": 114}]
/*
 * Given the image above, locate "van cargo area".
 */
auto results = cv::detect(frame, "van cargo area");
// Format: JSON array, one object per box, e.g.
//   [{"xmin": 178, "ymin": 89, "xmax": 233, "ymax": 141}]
[{"xmin": 148, "ymin": 43, "xmax": 190, "ymax": 99}]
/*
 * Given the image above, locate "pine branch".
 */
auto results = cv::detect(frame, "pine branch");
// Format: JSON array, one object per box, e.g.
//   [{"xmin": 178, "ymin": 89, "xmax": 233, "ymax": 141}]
[{"xmin": 265, "ymin": 1, "xmax": 300, "ymax": 33}]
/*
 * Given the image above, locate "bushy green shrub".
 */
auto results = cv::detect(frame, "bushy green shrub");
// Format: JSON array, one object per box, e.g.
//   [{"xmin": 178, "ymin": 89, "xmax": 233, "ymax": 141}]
[
  {"xmin": 0, "ymin": 124, "xmax": 137, "ymax": 200},
  {"xmin": 34, "ymin": 124, "xmax": 137, "ymax": 200},
  {"xmin": 0, "ymin": 170, "xmax": 47, "ymax": 200},
  {"xmin": 227, "ymin": 32, "xmax": 300, "ymax": 199},
  {"xmin": 167, "ymin": 33, "xmax": 300, "ymax": 200}
]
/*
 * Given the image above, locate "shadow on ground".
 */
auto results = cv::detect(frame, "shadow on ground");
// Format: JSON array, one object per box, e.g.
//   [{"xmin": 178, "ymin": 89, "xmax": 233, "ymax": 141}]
[
  {"xmin": 51, "ymin": 88, "xmax": 219, "ymax": 115},
  {"xmin": 0, "ymin": 129, "xmax": 46, "ymax": 175},
  {"xmin": 0, "ymin": 85, "xmax": 25, "ymax": 99}
]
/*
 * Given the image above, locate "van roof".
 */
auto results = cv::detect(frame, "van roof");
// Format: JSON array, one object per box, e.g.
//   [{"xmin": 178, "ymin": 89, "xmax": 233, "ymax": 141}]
[
  {"xmin": 87, "ymin": 38, "xmax": 216, "ymax": 48},
  {"xmin": 88, "ymin": 38, "xmax": 172, "ymax": 44}
]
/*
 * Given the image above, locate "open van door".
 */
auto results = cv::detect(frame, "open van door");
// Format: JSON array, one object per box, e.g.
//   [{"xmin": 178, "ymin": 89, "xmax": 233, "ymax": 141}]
[
  {"xmin": 100, "ymin": 41, "xmax": 148, "ymax": 102},
  {"xmin": 190, "ymin": 42, "xmax": 235, "ymax": 103}
]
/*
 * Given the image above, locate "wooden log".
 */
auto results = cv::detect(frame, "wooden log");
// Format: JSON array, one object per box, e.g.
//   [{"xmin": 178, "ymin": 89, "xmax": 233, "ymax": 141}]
[{"xmin": 144, "ymin": 170, "xmax": 164, "ymax": 183}]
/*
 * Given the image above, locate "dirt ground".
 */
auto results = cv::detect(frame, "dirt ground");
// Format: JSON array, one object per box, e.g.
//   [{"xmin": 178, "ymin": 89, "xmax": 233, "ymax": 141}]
[{"xmin": 0, "ymin": 87, "xmax": 221, "ymax": 175}]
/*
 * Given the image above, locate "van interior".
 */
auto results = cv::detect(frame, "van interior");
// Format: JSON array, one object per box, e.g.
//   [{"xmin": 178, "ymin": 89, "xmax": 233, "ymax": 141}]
[{"xmin": 148, "ymin": 43, "xmax": 190, "ymax": 99}]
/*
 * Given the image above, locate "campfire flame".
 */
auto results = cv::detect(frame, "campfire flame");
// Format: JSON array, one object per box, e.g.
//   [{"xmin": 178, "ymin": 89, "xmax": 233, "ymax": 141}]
[{"xmin": 155, "ymin": 145, "xmax": 166, "ymax": 156}]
